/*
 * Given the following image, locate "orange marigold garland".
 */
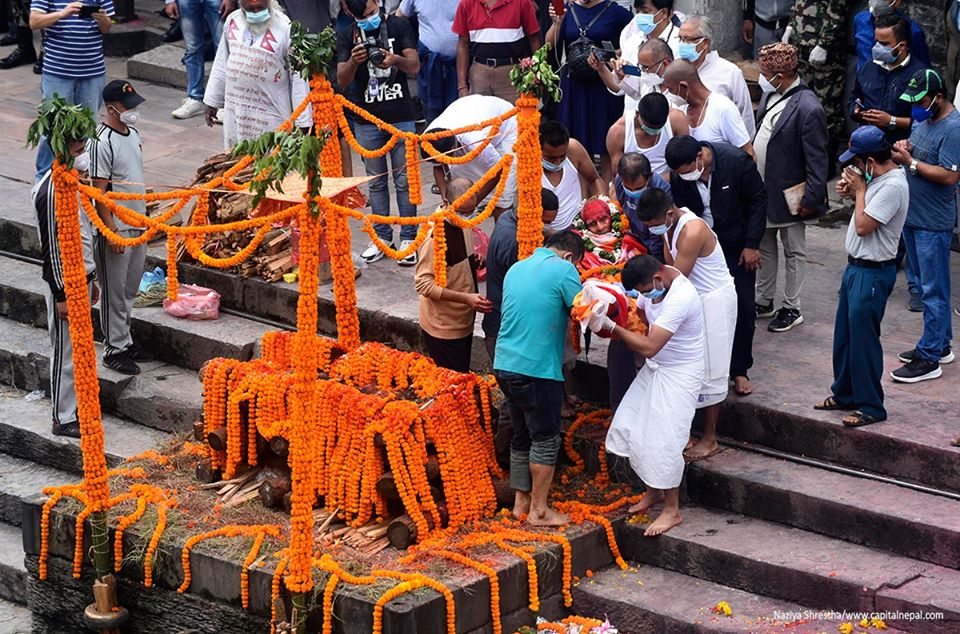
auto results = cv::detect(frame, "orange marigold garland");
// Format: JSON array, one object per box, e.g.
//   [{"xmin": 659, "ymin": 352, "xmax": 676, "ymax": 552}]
[{"xmin": 514, "ymin": 95, "xmax": 544, "ymax": 259}]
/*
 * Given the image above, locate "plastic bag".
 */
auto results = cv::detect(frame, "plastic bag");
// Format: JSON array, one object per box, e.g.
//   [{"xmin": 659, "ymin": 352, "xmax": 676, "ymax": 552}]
[
  {"xmin": 135, "ymin": 267, "xmax": 168, "ymax": 308},
  {"xmin": 472, "ymin": 227, "xmax": 489, "ymax": 281},
  {"xmin": 139, "ymin": 267, "xmax": 166, "ymax": 294},
  {"xmin": 163, "ymin": 284, "xmax": 221, "ymax": 320}
]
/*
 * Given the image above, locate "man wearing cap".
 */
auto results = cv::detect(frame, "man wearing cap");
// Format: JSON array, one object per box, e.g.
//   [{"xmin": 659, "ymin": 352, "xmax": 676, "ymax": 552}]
[
  {"xmin": 818, "ymin": 125, "xmax": 908, "ymax": 426},
  {"xmin": 889, "ymin": 69, "xmax": 960, "ymax": 383},
  {"xmin": 88, "ymin": 80, "xmax": 152, "ymax": 376},
  {"xmin": 753, "ymin": 42, "xmax": 828, "ymax": 333},
  {"xmin": 848, "ymin": 13, "xmax": 928, "ymax": 144}
]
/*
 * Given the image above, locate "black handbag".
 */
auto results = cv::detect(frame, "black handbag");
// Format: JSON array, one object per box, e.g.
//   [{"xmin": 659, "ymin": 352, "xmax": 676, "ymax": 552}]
[{"xmin": 565, "ymin": 1, "xmax": 613, "ymax": 81}]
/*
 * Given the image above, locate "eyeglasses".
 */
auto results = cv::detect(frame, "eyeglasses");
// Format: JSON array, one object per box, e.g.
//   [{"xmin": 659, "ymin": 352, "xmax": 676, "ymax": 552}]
[
  {"xmin": 638, "ymin": 59, "xmax": 668, "ymax": 73},
  {"xmin": 677, "ymin": 35, "xmax": 706, "ymax": 44}
]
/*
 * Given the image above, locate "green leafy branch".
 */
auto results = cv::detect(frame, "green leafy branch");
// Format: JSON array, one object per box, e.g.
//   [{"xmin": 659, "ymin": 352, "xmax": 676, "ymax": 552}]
[
  {"xmin": 26, "ymin": 95, "xmax": 98, "ymax": 169},
  {"xmin": 510, "ymin": 44, "xmax": 562, "ymax": 103},
  {"xmin": 287, "ymin": 22, "xmax": 337, "ymax": 81},
  {"xmin": 233, "ymin": 128, "xmax": 331, "ymax": 215}
]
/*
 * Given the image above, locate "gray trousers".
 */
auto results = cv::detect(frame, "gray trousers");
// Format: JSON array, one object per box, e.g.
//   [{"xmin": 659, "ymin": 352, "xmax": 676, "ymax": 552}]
[
  {"xmin": 757, "ymin": 223, "xmax": 807, "ymax": 311},
  {"xmin": 94, "ymin": 233, "xmax": 146, "ymax": 357},
  {"xmin": 46, "ymin": 282, "xmax": 96, "ymax": 424}
]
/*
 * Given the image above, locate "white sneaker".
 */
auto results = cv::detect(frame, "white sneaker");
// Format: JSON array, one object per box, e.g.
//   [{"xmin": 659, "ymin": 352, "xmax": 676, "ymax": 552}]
[
  {"xmin": 172, "ymin": 97, "xmax": 206, "ymax": 119},
  {"xmin": 214, "ymin": 109, "xmax": 224, "ymax": 124},
  {"xmin": 398, "ymin": 240, "xmax": 417, "ymax": 266},
  {"xmin": 361, "ymin": 241, "xmax": 391, "ymax": 263}
]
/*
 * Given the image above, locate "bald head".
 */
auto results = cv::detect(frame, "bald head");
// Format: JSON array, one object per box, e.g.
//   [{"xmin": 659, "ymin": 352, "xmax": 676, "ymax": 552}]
[
  {"xmin": 445, "ymin": 177, "xmax": 477, "ymax": 216},
  {"xmin": 663, "ymin": 59, "xmax": 700, "ymax": 86},
  {"xmin": 638, "ymin": 37, "xmax": 673, "ymax": 65}
]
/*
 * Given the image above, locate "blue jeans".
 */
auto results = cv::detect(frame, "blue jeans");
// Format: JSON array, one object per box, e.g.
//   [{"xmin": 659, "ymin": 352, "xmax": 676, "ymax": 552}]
[
  {"xmin": 902, "ymin": 225, "xmax": 953, "ymax": 362},
  {"xmin": 831, "ymin": 262, "xmax": 896, "ymax": 420},
  {"xmin": 36, "ymin": 73, "xmax": 106, "ymax": 179},
  {"xmin": 354, "ymin": 120, "xmax": 418, "ymax": 243},
  {"xmin": 179, "ymin": 0, "xmax": 223, "ymax": 101}
]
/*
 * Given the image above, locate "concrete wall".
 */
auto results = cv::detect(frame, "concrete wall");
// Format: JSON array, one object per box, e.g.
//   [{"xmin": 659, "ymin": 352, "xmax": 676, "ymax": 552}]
[{"xmin": 676, "ymin": 0, "xmax": 743, "ymax": 54}]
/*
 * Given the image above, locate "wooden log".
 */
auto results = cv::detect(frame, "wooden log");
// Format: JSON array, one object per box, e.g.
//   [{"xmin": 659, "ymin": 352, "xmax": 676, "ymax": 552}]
[
  {"xmin": 192, "ymin": 421, "xmax": 205, "ymax": 442},
  {"xmin": 196, "ymin": 460, "xmax": 221, "ymax": 484},
  {"xmin": 425, "ymin": 455, "xmax": 441, "ymax": 481},
  {"xmin": 258, "ymin": 475, "xmax": 291, "ymax": 509},
  {"xmin": 269, "ymin": 437, "xmax": 289, "ymax": 459},
  {"xmin": 256, "ymin": 434, "xmax": 270, "ymax": 458},
  {"xmin": 223, "ymin": 489, "xmax": 259, "ymax": 508},
  {"xmin": 375, "ymin": 472, "xmax": 400, "ymax": 501},
  {"xmin": 386, "ymin": 515, "xmax": 419, "ymax": 550},
  {"xmin": 282, "ymin": 491, "xmax": 292, "ymax": 513},
  {"xmin": 492, "ymin": 478, "xmax": 514, "ymax": 510},
  {"xmin": 207, "ymin": 426, "xmax": 228, "ymax": 452}
]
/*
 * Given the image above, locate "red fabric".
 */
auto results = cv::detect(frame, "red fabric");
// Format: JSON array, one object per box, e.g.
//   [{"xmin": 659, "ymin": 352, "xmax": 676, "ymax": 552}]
[
  {"xmin": 579, "ymin": 199, "xmax": 611, "ymax": 226},
  {"xmin": 621, "ymin": 234, "xmax": 647, "ymax": 256},
  {"xmin": 452, "ymin": 0, "xmax": 540, "ymax": 47}
]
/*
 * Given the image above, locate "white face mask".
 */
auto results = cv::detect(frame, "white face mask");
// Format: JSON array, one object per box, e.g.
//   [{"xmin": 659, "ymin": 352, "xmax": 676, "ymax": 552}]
[
  {"xmin": 678, "ymin": 157, "xmax": 703, "ymax": 182},
  {"xmin": 119, "ymin": 109, "xmax": 140, "ymax": 126},
  {"xmin": 665, "ymin": 89, "xmax": 688, "ymax": 110},
  {"xmin": 73, "ymin": 151, "xmax": 90, "ymax": 172},
  {"xmin": 758, "ymin": 73, "xmax": 780, "ymax": 94},
  {"xmin": 640, "ymin": 71, "xmax": 664, "ymax": 88}
]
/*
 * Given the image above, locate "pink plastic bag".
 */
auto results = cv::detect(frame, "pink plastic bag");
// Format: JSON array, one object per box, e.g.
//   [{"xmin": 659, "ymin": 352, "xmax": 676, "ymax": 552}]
[
  {"xmin": 163, "ymin": 284, "xmax": 221, "ymax": 320},
  {"xmin": 473, "ymin": 227, "xmax": 490, "ymax": 282}
]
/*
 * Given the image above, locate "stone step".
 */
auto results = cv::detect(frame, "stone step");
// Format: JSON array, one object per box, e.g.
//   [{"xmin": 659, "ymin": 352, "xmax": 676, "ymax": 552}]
[
  {"xmin": 0, "ymin": 255, "xmax": 269, "ymax": 371},
  {"xmin": 687, "ymin": 447, "xmax": 960, "ymax": 570},
  {"xmin": 127, "ymin": 43, "xmax": 211, "ymax": 90},
  {"xmin": 572, "ymin": 563, "xmax": 886, "ymax": 634},
  {"xmin": 0, "ymin": 388, "xmax": 168, "ymax": 476},
  {"xmin": 0, "ymin": 596, "xmax": 31, "ymax": 632},
  {"xmin": 0, "ymin": 453, "xmax": 77, "ymax": 527},
  {"xmin": 0, "ymin": 522, "xmax": 26, "ymax": 606},
  {"xmin": 0, "ymin": 317, "xmax": 202, "ymax": 434},
  {"xmin": 617, "ymin": 506, "xmax": 960, "ymax": 634}
]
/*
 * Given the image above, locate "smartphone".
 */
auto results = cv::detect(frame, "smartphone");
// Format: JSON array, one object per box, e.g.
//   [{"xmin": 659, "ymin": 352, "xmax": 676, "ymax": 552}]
[
  {"xmin": 79, "ymin": 4, "xmax": 101, "ymax": 18},
  {"xmin": 621, "ymin": 64, "xmax": 642, "ymax": 77},
  {"xmin": 551, "ymin": 0, "xmax": 565, "ymax": 17},
  {"xmin": 592, "ymin": 40, "xmax": 617, "ymax": 62},
  {"xmin": 854, "ymin": 98, "xmax": 864, "ymax": 111}
]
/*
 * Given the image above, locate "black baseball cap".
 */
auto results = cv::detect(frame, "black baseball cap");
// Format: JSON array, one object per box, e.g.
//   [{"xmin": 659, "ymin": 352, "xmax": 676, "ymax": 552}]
[
  {"xmin": 900, "ymin": 68, "xmax": 944, "ymax": 103},
  {"xmin": 102, "ymin": 80, "xmax": 145, "ymax": 108}
]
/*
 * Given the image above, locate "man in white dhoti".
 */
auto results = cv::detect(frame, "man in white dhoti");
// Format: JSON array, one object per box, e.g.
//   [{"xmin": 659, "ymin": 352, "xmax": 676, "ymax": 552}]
[
  {"xmin": 202, "ymin": 0, "xmax": 312, "ymax": 147},
  {"xmin": 636, "ymin": 188, "xmax": 737, "ymax": 461},
  {"xmin": 587, "ymin": 255, "xmax": 704, "ymax": 536}
]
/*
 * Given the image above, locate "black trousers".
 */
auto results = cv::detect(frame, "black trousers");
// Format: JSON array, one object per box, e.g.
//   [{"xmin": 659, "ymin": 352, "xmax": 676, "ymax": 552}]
[
  {"xmin": 728, "ymin": 258, "xmax": 756, "ymax": 378},
  {"xmin": 421, "ymin": 329, "xmax": 473, "ymax": 373}
]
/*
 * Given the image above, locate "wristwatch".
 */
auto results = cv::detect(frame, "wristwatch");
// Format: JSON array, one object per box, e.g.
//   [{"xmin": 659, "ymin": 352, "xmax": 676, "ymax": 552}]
[
  {"xmin": 887, "ymin": 116, "xmax": 896, "ymax": 130},
  {"xmin": 909, "ymin": 159, "xmax": 919, "ymax": 175}
]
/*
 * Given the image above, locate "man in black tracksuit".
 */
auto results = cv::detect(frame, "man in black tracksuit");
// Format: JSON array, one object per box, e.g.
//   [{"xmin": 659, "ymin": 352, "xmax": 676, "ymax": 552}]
[{"xmin": 665, "ymin": 135, "xmax": 767, "ymax": 396}]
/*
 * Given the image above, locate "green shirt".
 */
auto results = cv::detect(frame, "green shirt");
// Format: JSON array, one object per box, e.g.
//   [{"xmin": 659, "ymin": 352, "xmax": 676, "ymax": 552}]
[{"xmin": 494, "ymin": 248, "xmax": 582, "ymax": 381}]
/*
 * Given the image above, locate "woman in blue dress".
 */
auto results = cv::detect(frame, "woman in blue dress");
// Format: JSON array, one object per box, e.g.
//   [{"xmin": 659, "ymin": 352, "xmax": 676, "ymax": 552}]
[{"xmin": 546, "ymin": 0, "xmax": 632, "ymax": 181}]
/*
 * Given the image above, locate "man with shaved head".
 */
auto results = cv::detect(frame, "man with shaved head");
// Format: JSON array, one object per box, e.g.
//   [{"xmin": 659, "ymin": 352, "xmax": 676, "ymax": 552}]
[
  {"xmin": 662, "ymin": 60, "xmax": 755, "ymax": 159},
  {"xmin": 414, "ymin": 177, "xmax": 490, "ymax": 372}
]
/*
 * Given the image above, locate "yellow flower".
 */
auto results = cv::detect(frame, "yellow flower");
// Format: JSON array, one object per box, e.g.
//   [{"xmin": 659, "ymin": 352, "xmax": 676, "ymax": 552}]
[
  {"xmin": 859, "ymin": 618, "xmax": 870, "ymax": 628},
  {"xmin": 838, "ymin": 623, "xmax": 853, "ymax": 634},
  {"xmin": 712, "ymin": 601, "xmax": 732, "ymax": 617},
  {"xmin": 871, "ymin": 618, "xmax": 887, "ymax": 630}
]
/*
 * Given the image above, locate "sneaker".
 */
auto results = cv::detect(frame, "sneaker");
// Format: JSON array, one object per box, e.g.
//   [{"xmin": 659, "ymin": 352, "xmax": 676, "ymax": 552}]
[
  {"xmin": 890, "ymin": 358, "xmax": 942, "ymax": 383},
  {"xmin": 768, "ymin": 307, "xmax": 803, "ymax": 332},
  {"xmin": 907, "ymin": 294, "xmax": 923, "ymax": 312},
  {"xmin": 398, "ymin": 240, "xmax": 418, "ymax": 266},
  {"xmin": 360, "ymin": 241, "xmax": 391, "ymax": 264},
  {"xmin": 104, "ymin": 350, "xmax": 140, "ymax": 375},
  {"xmin": 171, "ymin": 97, "xmax": 206, "ymax": 119},
  {"xmin": 755, "ymin": 302, "xmax": 776, "ymax": 319},
  {"xmin": 897, "ymin": 347, "xmax": 954, "ymax": 364},
  {"xmin": 51, "ymin": 420, "xmax": 81, "ymax": 439},
  {"xmin": 126, "ymin": 343, "xmax": 154, "ymax": 362}
]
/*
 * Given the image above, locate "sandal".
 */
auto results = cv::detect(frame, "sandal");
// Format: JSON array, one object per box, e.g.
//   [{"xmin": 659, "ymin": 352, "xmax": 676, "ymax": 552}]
[
  {"xmin": 841, "ymin": 411, "xmax": 883, "ymax": 428},
  {"xmin": 814, "ymin": 396, "xmax": 855, "ymax": 411}
]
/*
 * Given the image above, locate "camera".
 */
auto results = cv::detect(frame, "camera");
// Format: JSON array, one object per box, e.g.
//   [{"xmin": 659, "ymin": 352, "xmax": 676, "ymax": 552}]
[{"xmin": 363, "ymin": 35, "xmax": 385, "ymax": 66}]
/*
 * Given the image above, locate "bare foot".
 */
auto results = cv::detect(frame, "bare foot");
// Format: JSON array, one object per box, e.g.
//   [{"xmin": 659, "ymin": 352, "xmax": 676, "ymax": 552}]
[
  {"xmin": 684, "ymin": 436, "xmax": 696, "ymax": 451},
  {"xmin": 951, "ymin": 437, "xmax": 960, "ymax": 448},
  {"xmin": 684, "ymin": 437, "xmax": 720, "ymax": 462},
  {"xmin": 733, "ymin": 375, "xmax": 752, "ymax": 396},
  {"xmin": 628, "ymin": 490, "xmax": 664, "ymax": 514},
  {"xmin": 527, "ymin": 506, "xmax": 569, "ymax": 527},
  {"xmin": 512, "ymin": 492, "xmax": 531, "ymax": 520},
  {"xmin": 643, "ymin": 509, "xmax": 682, "ymax": 537}
]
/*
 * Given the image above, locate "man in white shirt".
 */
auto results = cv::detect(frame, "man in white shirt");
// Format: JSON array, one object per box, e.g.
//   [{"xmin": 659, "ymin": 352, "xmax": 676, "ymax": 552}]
[
  {"xmin": 587, "ymin": 254, "xmax": 704, "ymax": 536},
  {"xmin": 202, "ymin": 0, "xmax": 313, "ymax": 147},
  {"xmin": 424, "ymin": 94, "xmax": 519, "ymax": 219},
  {"xmin": 662, "ymin": 60, "xmax": 755, "ymax": 159},
  {"xmin": 540, "ymin": 121, "xmax": 606, "ymax": 231},
  {"xmin": 676, "ymin": 15, "xmax": 755, "ymax": 137}
]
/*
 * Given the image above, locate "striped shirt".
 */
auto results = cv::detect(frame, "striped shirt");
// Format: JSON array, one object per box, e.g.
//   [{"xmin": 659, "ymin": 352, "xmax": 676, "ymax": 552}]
[
  {"xmin": 452, "ymin": 0, "xmax": 539, "ymax": 62},
  {"xmin": 30, "ymin": 0, "xmax": 115, "ymax": 79},
  {"xmin": 33, "ymin": 170, "xmax": 95, "ymax": 302}
]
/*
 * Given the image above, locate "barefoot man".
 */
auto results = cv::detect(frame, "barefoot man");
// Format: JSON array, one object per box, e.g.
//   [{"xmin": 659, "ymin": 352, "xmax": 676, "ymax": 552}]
[
  {"xmin": 636, "ymin": 188, "xmax": 737, "ymax": 461},
  {"xmin": 587, "ymin": 255, "xmax": 704, "ymax": 536},
  {"xmin": 494, "ymin": 230, "xmax": 584, "ymax": 526}
]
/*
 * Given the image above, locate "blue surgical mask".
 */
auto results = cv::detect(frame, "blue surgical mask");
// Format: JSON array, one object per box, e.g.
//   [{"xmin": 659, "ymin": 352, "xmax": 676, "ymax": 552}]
[
  {"xmin": 622, "ymin": 185, "xmax": 646, "ymax": 199},
  {"xmin": 911, "ymin": 96, "xmax": 939, "ymax": 123},
  {"xmin": 871, "ymin": 41, "xmax": 900, "ymax": 65},
  {"xmin": 542, "ymin": 158, "xmax": 564, "ymax": 173},
  {"xmin": 634, "ymin": 13, "xmax": 656, "ymax": 34},
  {"xmin": 357, "ymin": 13, "xmax": 381, "ymax": 31},
  {"xmin": 678, "ymin": 41, "xmax": 702, "ymax": 63},
  {"xmin": 244, "ymin": 8, "xmax": 271, "ymax": 23},
  {"xmin": 648, "ymin": 218, "xmax": 672, "ymax": 236},
  {"xmin": 641, "ymin": 280, "xmax": 667, "ymax": 300}
]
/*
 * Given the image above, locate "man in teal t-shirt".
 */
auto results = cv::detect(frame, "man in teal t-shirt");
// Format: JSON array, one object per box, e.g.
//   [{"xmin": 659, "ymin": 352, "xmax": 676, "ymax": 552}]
[{"xmin": 494, "ymin": 230, "xmax": 583, "ymax": 527}]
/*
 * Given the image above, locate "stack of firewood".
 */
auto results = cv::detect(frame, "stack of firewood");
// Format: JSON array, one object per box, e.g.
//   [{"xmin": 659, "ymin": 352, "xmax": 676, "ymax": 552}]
[{"xmin": 174, "ymin": 152, "xmax": 297, "ymax": 282}]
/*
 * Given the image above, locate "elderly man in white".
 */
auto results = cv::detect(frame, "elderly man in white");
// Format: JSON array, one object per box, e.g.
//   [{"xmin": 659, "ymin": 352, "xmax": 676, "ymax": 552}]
[
  {"xmin": 203, "ymin": 0, "xmax": 312, "ymax": 147},
  {"xmin": 676, "ymin": 15, "xmax": 755, "ymax": 138}
]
